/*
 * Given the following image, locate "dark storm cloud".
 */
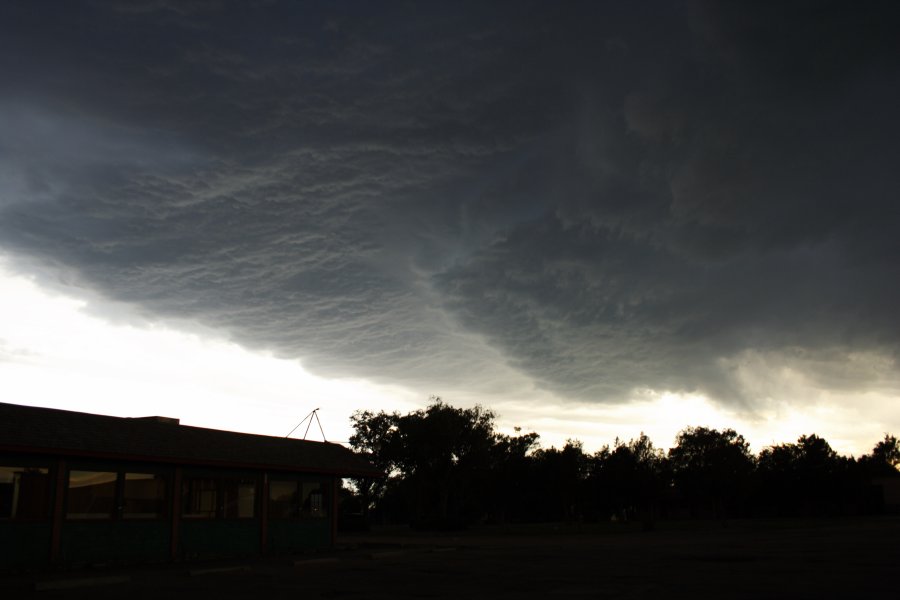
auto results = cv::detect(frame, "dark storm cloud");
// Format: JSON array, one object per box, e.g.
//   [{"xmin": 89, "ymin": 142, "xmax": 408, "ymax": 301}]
[{"xmin": 1, "ymin": 1, "xmax": 898, "ymax": 404}]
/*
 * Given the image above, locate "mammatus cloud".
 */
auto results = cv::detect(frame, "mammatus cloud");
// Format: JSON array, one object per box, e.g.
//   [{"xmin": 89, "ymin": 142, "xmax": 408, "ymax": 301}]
[{"xmin": 0, "ymin": 2, "xmax": 898, "ymax": 411}]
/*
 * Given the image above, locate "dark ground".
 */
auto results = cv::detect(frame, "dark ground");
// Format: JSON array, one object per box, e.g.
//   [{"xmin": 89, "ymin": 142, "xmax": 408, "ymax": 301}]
[{"xmin": 4, "ymin": 517, "xmax": 899, "ymax": 599}]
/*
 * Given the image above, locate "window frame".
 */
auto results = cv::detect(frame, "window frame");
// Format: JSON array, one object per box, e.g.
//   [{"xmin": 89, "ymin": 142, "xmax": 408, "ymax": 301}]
[
  {"xmin": 0, "ymin": 463, "xmax": 52, "ymax": 522},
  {"xmin": 181, "ymin": 470, "xmax": 259, "ymax": 520},
  {"xmin": 121, "ymin": 471, "xmax": 169, "ymax": 520},
  {"xmin": 64, "ymin": 464, "xmax": 171, "ymax": 521},
  {"xmin": 66, "ymin": 469, "xmax": 119, "ymax": 520},
  {"xmin": 267, "ymin": 475, "xmax": 331, "ymax": 521}
]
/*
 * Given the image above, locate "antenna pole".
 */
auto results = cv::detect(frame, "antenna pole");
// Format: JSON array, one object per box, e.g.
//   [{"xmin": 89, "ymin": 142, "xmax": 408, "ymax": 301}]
[
  {"xmin": 287, "ymin": 408, "xmax": 327, "ymax": 441},
  {"xmin": 303, "ymin": 407, "xmax": 323, "ymax": 440},
  {"xmin": 286, "ymin": 409, "xmax": 313, "ymax": 438},
  {"xmin": 313, "ymin": 409, "xmax": 326, "ymax": 442}
]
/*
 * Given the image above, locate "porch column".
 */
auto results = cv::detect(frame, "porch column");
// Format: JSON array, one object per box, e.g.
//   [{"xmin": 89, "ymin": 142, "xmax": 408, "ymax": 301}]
[
  {"xmin": 49, "ymin": 458, "xmax": 66, "ymax": 564},
  {"xmin": 170, "ymin": 467, "xmax": 182, "ymax": 560},
  {"xmin": 260, "ymin": 473, "xmax": 269, "ymax": 555},
  {"xmin": 331, "ymin": 476, "xmax": 339, "ymax": 545}
]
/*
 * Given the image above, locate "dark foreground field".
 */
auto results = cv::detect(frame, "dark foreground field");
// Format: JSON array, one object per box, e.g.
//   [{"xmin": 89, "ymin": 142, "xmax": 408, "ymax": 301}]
[{"xmin": 6, "ymin": 517, "xmax": 899, "ymax": 599}]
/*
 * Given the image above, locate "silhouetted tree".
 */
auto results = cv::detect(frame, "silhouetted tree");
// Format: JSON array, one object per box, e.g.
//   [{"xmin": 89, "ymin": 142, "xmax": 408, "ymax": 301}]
[
  {"xmin": 864, "ymin": 434, "xmax": 900, "ymax": 474},
  {"xmin": 406, "ymin": 400, "xmax": 495, "ymax": 526},
  {"xmin": 348, "ymin": 400, "xmax": 896, "ymax": 526},
  {"xmin": 348, "ymin": 408, "xmax": 400, "ymax": 520},
  {"xmin": 668, "ymin": 426, "xmax": 754, "ymax": 518},
  {"xmin": 857, "ymin": 434, "xmax": 900, "ymax": 514},
  {"xmin": 793, "ymin": 434, "xmax": 844, "ymax": 514},
  {"xmin": 755, "ymin": 434, "xmax": 863, "ymax": 516},
  {"xmin": 756, "ymin": 441, "xmax": 798, "ymax": 516},
  {"xmin": 588, "ymin": 433, "xmax": 668, "ymax": 524},
  {"xmin": 489, "ymin": 427, "xmax": 540, "ymax": 523},
  {"xmin": 530, "ymin": 440, "xmax": 588, "ymax": 522},
  {"xmin": 351, "ymin": 398, "xmax": 499, "ymax": 528}
]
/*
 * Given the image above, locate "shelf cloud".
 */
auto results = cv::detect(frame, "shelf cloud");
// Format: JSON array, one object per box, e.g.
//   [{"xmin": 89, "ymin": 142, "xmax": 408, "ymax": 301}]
[{"xmin": 1, "ymin": 1, "xmax": 898, "ymax": 414}]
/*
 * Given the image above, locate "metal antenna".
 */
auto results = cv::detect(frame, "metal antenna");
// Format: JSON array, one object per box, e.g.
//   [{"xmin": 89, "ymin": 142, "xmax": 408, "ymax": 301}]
[
  {"xmin": 285, "ymin": 408, "xmax": 326, "ymax": 441},
  {"xmin": 304, "ymin": 408, "xmax": 326, "ymax": 441}
]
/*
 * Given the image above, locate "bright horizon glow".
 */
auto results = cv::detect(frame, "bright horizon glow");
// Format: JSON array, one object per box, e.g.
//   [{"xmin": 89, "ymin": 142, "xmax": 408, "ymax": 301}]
[
  {"xmin": 0, "ymin": 257, "xmax": 422, "ymax": 445},
  {"xmin": 0, "ymin": 256, "xmax": 895, "ymax": 457},
  {"xmin": 492, "ymin": 388, "xmax": 897, "ymax": 457}
]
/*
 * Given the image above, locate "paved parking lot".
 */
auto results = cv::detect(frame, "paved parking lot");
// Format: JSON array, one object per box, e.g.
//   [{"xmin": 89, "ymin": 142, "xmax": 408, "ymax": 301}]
[{"xmin": 5, "ymin": 517, "xmax": 899, "ymax": 599}]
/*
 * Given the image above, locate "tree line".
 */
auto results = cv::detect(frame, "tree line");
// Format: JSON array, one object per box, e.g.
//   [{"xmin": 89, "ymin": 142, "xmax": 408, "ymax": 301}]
[{"xmin": 343, "ymin": 398, "xmax": 900, "ymax": 529}]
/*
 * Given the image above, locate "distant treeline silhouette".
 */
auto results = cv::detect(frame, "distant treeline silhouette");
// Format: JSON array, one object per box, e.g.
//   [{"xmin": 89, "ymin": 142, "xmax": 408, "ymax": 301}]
[{"xmin": 342, "ymin": 399, "xmax": 900, "ymax": 529}]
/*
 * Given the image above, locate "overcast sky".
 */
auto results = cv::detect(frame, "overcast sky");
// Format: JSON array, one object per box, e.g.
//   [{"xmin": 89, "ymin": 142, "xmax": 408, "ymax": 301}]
[{"xmin": 2, "ymin": 1, "xmax": 899, "ymax": 454}]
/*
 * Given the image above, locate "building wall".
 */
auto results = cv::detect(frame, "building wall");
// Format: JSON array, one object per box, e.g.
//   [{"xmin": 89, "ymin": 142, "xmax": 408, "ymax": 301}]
[
  {"xmin": 1, "ymin": 522, "xmax": 52, "ymax": 568},
  {"xmin": 0, "ymin": 455, "xmax": 56, "ymax": 569},
  {"xmin": 180, "ymin": 519, "xmax": 260, "ymax": 560},
  {"xmin": 266, "ymin": 472, "xmax": 335, "ymax": 553},
  {"xmin": 61, "ymin": 520, "xmax": 171, "ymax": 565},
  {"xmin": 0, "ymin": 452, "xmax": 338, "ymax": 570},
  {"xmin": 268, "ymin": 520, "xmax": 332, "ymax": 553}
]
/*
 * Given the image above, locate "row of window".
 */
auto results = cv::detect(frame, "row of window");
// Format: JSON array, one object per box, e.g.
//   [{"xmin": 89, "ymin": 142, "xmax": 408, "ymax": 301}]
[
  {"xmin": 68, "ymin": 471, "xmax": 168, "ymax": 519},
  {"xmin": 1, "ymin": 465, "xmax": 329, "ymax": 521}
]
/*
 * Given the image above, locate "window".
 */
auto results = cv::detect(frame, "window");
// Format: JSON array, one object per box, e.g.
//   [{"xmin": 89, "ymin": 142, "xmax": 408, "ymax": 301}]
[
  {"xmin": 183, "ymin": 478, "xmax": 217, "ymax": 518},
  {"xmin": 183, "ymin": 475, "xmax": 256, "ymax": 519},
  {"xmin": 67, "ymin": 469, "xmax": 169, "ymax": 520},
  {"xmin": 67, "ymin": 471, "xmax": 117, "ymax": 519},
  {"xmin": 223, "ymin": 478, "xmax": 256, "ymax": 518},
  {"xmin": 0, "ymin": 466, "xmax": 50, "ymax": 520},
  {"xmin": 268, "ymin": 480, "xmax": 298, "ymax": 518},
  {"xmin": 268, "ymin": 477, "xmax": 329, "ymax": 520},
  {"xmin": 123, "ymin": 473, "xmax": 167, "ymax": 519},
  {"xmin": 300, "ymin": 480, "xmax": 325, "ymax": 519}
]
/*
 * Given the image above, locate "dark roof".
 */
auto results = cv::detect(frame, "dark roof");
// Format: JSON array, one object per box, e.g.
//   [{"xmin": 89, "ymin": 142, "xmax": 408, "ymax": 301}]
[{"xmin": 0, "ymin": 402, "xmax": 380, "ymax": 477}]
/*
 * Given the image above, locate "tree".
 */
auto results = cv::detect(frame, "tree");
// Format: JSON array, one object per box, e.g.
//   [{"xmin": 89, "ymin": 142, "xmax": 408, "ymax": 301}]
[
  {"xmin": 757, "ymin": 434, "xmax": 849, "ymax": 516},
  {"xmin": 490, "ymin": 427, "xmax": 540, "ymax": 523},
  {"xmin": 348, "ymin": 409, "xmax": 400, "ymax": 519},
  {"xmin": 349, "ymin": 398, "xmax": 500, "ymax": 527},
  {"xmin": 589, "ymin": 433, "xmax": 667, "ymax": 523},
  {"xmin": 530, "ymin": 440, "xmax": 589, "ymax": 522},
  {"xmin": 668, "ymin": 426, "xmax": 754, "ymax": 518},
  {"xmin": 395, "ymin": 399, "xmax": 497, "ymax": 525},
  {"xmin": 869, "ymin": 434, "xmax": 900, "ymax": 472}
]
